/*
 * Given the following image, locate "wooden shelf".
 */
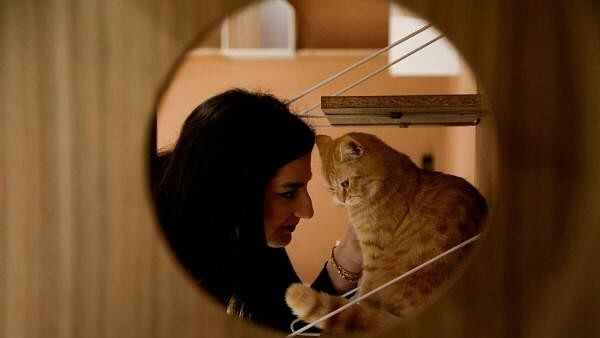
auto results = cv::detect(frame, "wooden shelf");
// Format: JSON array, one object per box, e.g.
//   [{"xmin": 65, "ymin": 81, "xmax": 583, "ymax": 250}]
[{"xmin": 319, "ymin": 94, "xmax": 487, "ymax": 127}]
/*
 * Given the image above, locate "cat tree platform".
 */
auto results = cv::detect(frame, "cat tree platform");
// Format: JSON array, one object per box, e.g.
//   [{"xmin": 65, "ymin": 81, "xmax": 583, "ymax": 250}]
[{"xmin": 318, "ymin": 94, "xmax": 488, "ymax": 127}]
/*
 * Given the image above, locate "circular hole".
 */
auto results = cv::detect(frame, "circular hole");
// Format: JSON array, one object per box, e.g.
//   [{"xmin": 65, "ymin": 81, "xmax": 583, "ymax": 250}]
[{"xmin": 150, "ymin": 0, "xmax": 497, "ymax": 335}]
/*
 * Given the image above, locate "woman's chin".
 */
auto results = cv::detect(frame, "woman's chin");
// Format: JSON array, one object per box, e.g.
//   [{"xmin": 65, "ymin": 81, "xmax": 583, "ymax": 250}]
[{"xmin": 266, "ymin": 231, "xmax": 293, "ymax": 248}]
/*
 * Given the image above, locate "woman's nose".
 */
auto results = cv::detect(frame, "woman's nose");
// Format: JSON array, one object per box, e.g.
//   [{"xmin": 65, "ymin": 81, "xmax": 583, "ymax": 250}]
[{"xmin": 293, "ymin": 189, "xmax": 314, "ymax": 219}]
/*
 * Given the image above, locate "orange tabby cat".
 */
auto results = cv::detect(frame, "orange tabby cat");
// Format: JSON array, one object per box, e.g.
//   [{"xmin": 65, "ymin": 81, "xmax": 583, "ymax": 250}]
[{"xmin": 285, "ymin": 132, "xmax": 487, "ymax": 333}]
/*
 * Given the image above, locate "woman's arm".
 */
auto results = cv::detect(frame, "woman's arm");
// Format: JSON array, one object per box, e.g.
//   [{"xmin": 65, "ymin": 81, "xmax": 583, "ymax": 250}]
[{"xmin": 325, "ymin": 224, "xmax": 363, "ymax": 294}]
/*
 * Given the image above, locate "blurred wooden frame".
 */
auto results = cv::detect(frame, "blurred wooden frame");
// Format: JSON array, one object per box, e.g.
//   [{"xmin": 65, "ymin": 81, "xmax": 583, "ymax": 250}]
[{"xmin": 1, "ymin": 0, "xmax": 598, "ymax": 338}]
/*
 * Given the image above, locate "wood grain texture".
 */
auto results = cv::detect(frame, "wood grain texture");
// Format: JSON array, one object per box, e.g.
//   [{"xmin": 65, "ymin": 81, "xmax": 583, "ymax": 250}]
[
  {"xmin": 0, "ymin": 1, "xmax": 251, "ymax": 338},
  {"xmin": 320, "ymin": 95, "xmax": 484, "ymax": 126},
  {"xmin": 1, "ymin": 1, "xmax": 598, "ymax": 338},
  {"xmin": 321, "ymin": 95, "xmax": 483, "ymax": 111}
]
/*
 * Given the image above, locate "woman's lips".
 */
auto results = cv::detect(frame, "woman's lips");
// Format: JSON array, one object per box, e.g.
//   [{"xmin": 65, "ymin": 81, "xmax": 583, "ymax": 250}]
[{"xmin": 281, "ymin": 222, "xmax": 298, "ymax": 233}]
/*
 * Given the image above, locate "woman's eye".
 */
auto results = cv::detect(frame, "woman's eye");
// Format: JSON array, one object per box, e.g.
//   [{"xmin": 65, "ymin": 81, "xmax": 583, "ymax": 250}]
[
  {"xmin": 326, "ymin": 186, "xmax": 335, "ymax": 192},
  {"xmin": 340, "ymin": 180, "xmax": 349, "ymax": 188},
  {"xmin": 280, "ymin": 191, "xmax": 297, "ymax": 199}
]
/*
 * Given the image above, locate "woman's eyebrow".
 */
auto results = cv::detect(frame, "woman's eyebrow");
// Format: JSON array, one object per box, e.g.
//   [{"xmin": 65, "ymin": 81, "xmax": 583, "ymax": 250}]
[
  {"xmin": 281, "ymin": 174, "xmax": 312, "ymax": 188},
  {"xmin": 282, "ymin": 182, "xmax": 304, "ymax": 189}
]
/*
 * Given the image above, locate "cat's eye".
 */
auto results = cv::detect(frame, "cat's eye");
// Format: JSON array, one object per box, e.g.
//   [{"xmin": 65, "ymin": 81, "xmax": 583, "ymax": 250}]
[{"xmin": 340, "ymin": 180, "xmax": 349, "ymax": 188}]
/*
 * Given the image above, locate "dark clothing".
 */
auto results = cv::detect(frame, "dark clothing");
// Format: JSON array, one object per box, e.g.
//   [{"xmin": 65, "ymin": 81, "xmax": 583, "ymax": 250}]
[{"xmin": 245, "ymin": 248, "xmax": 336, "ymax": 333}]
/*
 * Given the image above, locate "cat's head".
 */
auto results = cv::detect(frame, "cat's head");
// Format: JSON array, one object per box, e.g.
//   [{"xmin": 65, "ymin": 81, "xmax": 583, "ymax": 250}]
[{"xmin": 315, "ymin": 133, "xmax": 390, "ymax": 206}]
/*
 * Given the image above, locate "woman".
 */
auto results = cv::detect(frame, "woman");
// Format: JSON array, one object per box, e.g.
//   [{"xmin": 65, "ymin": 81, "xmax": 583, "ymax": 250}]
[{"xmin": 152, "ymin": 89, "xmax": 362, "ymax": 332}]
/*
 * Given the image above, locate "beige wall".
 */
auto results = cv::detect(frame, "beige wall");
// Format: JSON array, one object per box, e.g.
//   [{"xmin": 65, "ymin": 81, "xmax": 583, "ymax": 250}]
[
  {"xmin": 195, "ymin": 0, "xmax": 389, "ymax": 49},
  {"xmin": 288, "ymin": 0, "xmax": 388, "ymax": 48},
  {"xmin": 157, "ymin": 50, "xmax": 478, "ymax": 281}
]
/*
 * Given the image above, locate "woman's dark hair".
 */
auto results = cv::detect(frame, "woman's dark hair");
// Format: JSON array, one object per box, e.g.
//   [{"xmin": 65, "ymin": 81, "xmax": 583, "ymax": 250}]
[{"xmin": 152, "ymin": 89, "xmax": 315, "ymax": 321}]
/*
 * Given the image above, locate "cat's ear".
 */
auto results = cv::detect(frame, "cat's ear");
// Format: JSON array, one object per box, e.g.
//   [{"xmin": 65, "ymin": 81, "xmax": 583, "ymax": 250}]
[
  {"xmin": 339, "ymin": 136, "xmax": 364, "ymax": 161},
  {"xmin": 316, "ymin": 135, "xmax": 333, "ymax": 153}
]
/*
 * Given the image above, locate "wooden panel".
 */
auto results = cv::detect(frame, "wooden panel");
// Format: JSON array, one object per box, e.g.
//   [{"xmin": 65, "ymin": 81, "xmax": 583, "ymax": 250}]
[
  {"xmin": 0, "ymin": 0, "xmax": 245, "ymax": 338},
  {"xmin": 1, "ymin": 1, "xmax": 599, "ymax": 338},
  {"xmin": 319, "ymin": 94, "xmax": 485, "ymax": 126}
]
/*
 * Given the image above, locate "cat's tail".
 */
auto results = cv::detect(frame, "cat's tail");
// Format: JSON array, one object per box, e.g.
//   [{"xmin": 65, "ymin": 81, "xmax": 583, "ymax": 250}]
[{"xmin": 285, "ymin": 283, "xmax": 399, "ymax": 334}]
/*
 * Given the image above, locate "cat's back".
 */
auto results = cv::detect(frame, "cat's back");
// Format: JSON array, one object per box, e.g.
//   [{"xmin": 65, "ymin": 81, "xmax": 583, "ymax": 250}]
[
  {"xmin": 416, "ymin": 170, "xmax": 485, "ymax": 204},
  {"xmin": 408, "ymin": 169, "xmax": 487, "ymax": 237}
]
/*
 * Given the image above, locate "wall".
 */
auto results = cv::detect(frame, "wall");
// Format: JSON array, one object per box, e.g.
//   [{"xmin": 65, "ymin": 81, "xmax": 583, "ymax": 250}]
[
  {"xmin": 195, "ymin": 0, "xmax": 389, "ymax": 49},
  {"xmin": 288, "ymin": 0, "xmax": 389, "ymax": 48},
  {"xmin": 1, "ymin": 0, "xmax": 598, "ymax": 337}
]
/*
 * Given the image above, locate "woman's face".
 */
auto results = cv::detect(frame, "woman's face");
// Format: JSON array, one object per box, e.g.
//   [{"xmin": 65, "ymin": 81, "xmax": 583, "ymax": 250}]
[{"xmin": 263, "ymin": 153, "xmax": 314, "ymax": 248}]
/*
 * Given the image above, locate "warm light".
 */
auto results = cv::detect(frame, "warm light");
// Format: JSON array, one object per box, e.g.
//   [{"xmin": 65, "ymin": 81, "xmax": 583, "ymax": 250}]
[{"xmin": 388, "ymin": 3, "xmax": 461, "ymax": 76}]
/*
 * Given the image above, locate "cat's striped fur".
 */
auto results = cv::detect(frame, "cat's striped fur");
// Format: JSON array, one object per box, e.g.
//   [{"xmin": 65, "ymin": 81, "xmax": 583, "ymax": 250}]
[{"xmin": 285, "ymin": 132, "xmax": 487, "ymax": 333}]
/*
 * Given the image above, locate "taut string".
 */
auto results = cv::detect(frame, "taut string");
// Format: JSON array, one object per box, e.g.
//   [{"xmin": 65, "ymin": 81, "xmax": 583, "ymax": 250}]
[
  {"xmin": 285, "ymin": 24, "xmax": 432, "ymax": 106},
  {"xmin": 288, "ymin": 234, "xmax": 481, "ymax": 337}
]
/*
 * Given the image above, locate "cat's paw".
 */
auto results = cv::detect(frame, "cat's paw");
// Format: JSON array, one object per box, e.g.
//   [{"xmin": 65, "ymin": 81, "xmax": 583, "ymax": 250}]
[{"xmin": 285, "ymin": 283, "xmax": 318, "ymax": 317}]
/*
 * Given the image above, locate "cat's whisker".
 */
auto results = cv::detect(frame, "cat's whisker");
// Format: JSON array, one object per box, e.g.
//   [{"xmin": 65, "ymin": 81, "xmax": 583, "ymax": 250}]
[
  {"xmin": 345, "ymin": 198, "xmax": 362, "ymax": 206},
  {"xmin": 333, "ymin": 197, "xmax": 345, "ymax": 206}
]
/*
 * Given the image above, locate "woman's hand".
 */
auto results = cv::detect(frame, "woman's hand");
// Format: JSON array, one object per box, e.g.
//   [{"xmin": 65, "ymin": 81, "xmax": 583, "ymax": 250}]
[{"xmin": 326, "ymin": 224, "xmax": 363, "ymax": 293}]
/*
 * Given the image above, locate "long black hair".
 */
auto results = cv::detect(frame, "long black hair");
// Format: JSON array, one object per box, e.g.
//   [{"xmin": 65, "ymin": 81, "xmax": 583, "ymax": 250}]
[{"xmin": 152, "ymin": 89, "xmax": 315, "ymax": 322}]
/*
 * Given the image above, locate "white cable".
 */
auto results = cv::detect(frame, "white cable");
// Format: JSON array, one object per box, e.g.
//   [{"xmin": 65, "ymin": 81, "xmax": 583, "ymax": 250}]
[
  {"xmin": 298, "ymin": 35, "xmax": 444, "ymax": 115},
  {"xmin": 287, "ymin": 287, "xmax": 359, "ymax": 337},
  {"xmin": 288, "ymin": 233, "xmax": 481, "ymax": 337},
  {"xmin": 285, "ymin": 24, "xmax": 432, "ymax": 105},
  {"xmin": 341, "ymin": 287, "xmax": 358, "ymax": 298},
  {"xmin": 289, "ymin": 319, "xmax": 321, "ymax": 337}
]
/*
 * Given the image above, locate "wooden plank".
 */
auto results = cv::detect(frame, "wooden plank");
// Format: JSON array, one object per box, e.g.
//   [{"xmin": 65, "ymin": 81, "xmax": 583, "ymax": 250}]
[
  {"xmin": 320, "ymin": 94, "xmax": 486, "ymax": 126},
  {"xmin": 1, "ymin": 0, "xmax": 599, "ymax": 337}
]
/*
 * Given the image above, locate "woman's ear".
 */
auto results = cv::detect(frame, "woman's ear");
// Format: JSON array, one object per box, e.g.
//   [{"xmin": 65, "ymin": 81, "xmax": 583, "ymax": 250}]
[{"xmin": 338, "ymin": 136, "xmax": 364, "ymax": 161}]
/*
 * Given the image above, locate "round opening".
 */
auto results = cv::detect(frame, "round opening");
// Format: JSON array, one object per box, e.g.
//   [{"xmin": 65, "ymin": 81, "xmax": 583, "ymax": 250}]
[{"xmin": 150, "ymin": 0, "xmax": 497, "ymax": 335}]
